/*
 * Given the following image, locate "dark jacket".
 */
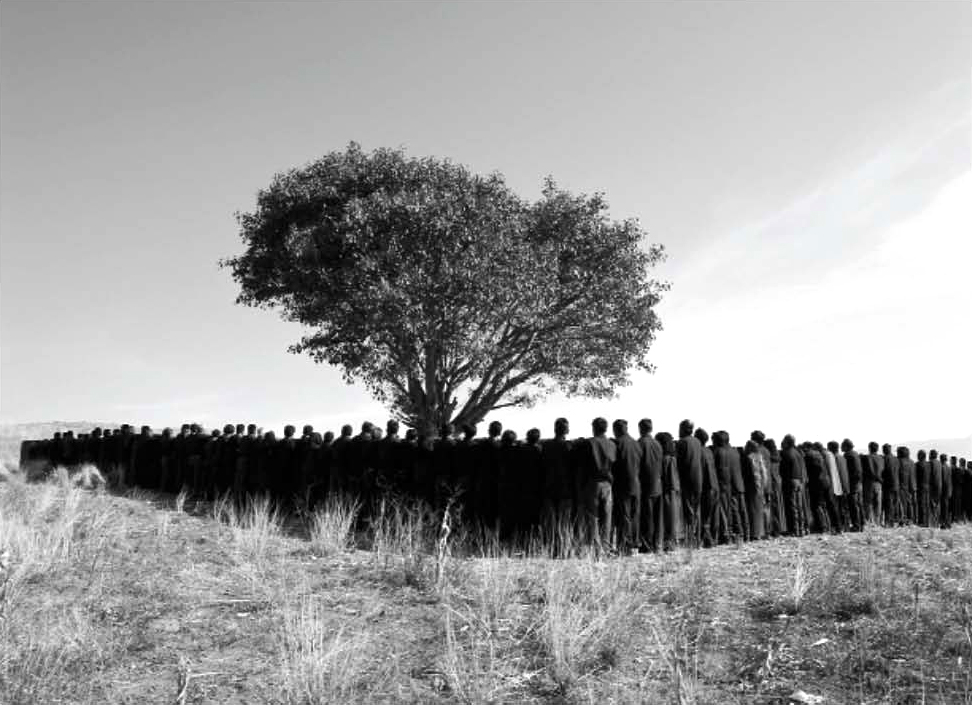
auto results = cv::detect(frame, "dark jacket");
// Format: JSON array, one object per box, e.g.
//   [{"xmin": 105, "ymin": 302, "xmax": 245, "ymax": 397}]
[
  {"xmin": 613, "ymin": 433, "xmax": 642, "ymax": 497},
  {"xmin": 582, "ymin": 435, "xmax": 616, "ymax": 483},
  {"xmin": 883, "ymin": 454, "xmax": 900, "ymax": 492},
  {"xmin": 638, "ymin": 434, "xmax": 663, "ymax": 498},
  {"xmin": 676, "ymin": 434, "xmax": 704, "ymax": 497},
  {"xmin": 844, "ymin": 450, "xmax": 863, "ymax": 492},
  {"xmin": 780, "ymin": 447, "xmax": 807, "ymax": 486}
]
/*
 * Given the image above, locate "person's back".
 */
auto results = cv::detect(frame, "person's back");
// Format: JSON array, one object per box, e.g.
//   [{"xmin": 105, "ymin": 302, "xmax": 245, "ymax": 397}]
[
  {"xmin": 586, "ymin": 435, "xmax": 617, "ymax": 483},
  {"xmin": 676, "ymin": 427, "xmax": 703, "ymax": 498}
]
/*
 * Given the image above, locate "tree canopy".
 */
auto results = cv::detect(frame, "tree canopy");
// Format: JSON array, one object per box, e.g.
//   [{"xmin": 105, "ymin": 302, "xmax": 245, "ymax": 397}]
[{"xmin": 222, "ymin": 143, "xmax": 668, "ymax": 432}]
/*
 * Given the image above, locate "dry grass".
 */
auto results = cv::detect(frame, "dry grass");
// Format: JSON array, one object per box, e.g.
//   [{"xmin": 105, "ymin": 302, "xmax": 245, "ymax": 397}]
[
  {"xmin": 1, "ymin": 473, "xmax": 971, "ymax": 704},
  {"xmin": 278, "ymin": 594, "xmax": 382, "ymax": 703},
  {"xmin": 308, "ymin": 494, "xmax": 360, "ymax": 556}
]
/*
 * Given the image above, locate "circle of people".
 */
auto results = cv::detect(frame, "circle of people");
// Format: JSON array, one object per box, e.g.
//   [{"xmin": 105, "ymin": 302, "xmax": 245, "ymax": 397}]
[{"xmin": 20, "ymin": 417, "xmax": 972, "ymax": 552}]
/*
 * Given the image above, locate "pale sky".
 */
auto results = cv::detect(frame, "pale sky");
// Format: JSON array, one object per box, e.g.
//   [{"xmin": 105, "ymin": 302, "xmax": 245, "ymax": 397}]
[{"xmin": 1, "ymin": 1, "xmax": 970, "ymax": 446}]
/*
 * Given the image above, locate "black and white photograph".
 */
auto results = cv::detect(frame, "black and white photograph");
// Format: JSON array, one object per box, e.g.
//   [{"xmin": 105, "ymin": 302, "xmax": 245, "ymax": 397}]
[{"xmin": 1, "ymin": 1, "xmax": 970, "ymax": 703}]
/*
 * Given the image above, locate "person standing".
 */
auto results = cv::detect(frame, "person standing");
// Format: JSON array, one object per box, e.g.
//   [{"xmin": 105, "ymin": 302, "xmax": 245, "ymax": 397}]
[
  {"xmin": 612, "ymin": 419, "xmax": 642, "ymax": 553},
  {"xmin": 676, "ymin": 420, "xmax": 704, "ymax": 548},
  {"xmin": 780, "ymin": 435, "xmax": 808, "ymax": 537},
  {"xmin": 579, "ymin": 418, "xmax": 616, "ymax": 551},
  {"xmin": 841, "ymin": 439, "xmax": 864, "ymax": 531},
  {"xmin": 637, "ymin": 419, "xmax": 664, "ymax": 552}
]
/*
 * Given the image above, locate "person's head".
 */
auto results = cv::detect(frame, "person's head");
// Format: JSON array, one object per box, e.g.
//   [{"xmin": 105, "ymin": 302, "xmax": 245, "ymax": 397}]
[
  {"xmin": 694, "ymin": 427, "xmax": 709, "ymax": 445},
  {"xmin": 940, "ymin": 453, "xmax": 948, "ymax": 464},
  {"xmin": 678, "ymin": 419, "xmax": 695, "ymax": 438},
  {"xmin": 462, "ymin": 423, "xmax": 477, "ymax": 441},
  {"xmin": 929, "ymin": 449, "xmax": 938, "ymax": 460},
  {"xmin": 612, "ymin": 419, "xmax": 628, "ymax": 438},
  {"xmin": 264, "ymin": 430, "xmax": 276, "ymax": 442},
  {"xmin": 655, "ymin": 432, "xmax": 676, "ymax": 456},
  {"xmin": 744, "ymin": 440, "xmax": 758, "ymax": 454},
  {"xmin": 361, "ymin": 421, "xmax": 374, "ymax": 437},
  {"xmin": 223, "ymin": 423, "xmax": 235, "ymax": 435},
  {"xmin": 310, "ymin": 432, "xmax": 323, "ymax": 447},
  {"xmin": 488, "ymin": 421, "xmax": 503, "ymax": 439},
  {"xmin": 234, "ymin": 423, "xmax": 243, "ymax": 435},
  {"xmin": 284, "ymin": 424, "xmax": 295, "ymax": 438},
  {"xmin": 917, "ymin": 449, "xmax": 927, "ymax": 461},
  {"xmin": 190, "ymin": 423, "xmax": 201, "ymax": 434},
  {"xmin": 65, "ymin": 430, "xmax": 75, "ymax": 439},
  {"xmin": 765, "ymin": 438, "xmax": 778, "ymax": 453},
  {"xmin": 897, "ymin": 446, "xmax": 909, "ymax": 459},
  {"xmin": 180, "ymin": 423, "xmax": 190, "ymax": 435},
  {"xmin": 868, "ymin": 441, "xmax": 879, "ymax": 454},
  {"xmin": 960, "ymin": 458, "xmax": 967, "ymax": 469},
  {"xmin": 782, "ymin": 434, "xmax": 796, "ymax": 450},
  {"xmin": 341, "ymin": 424, "xmax": 353, "ymax": 438},
  {"xmin": 247, "ymin": 424, "xmax": 257, "ymax": 436},
  {"xmin": 302, "ymin": 424, "xmax": 313, "ymax": 436},
  {"xmin": 827, "ymin": 440, "xmax": 840, "ymax": 453},
  {"xmin": 440, "ymin": 423, "xmax": 454, "ymax": 440},
  {"xmin": 323, "ymin": 431, "xmax": 334, "ymax": 443},
  {"xmin": 880, "ymin": 443, "xmax": 891, "ymax": 455},
  {"xmin": 372, "ymin": 427, "xmax": 384, "ymax": 440},
  {"xmin": 841, "ymin": 438, "xmax": 854, "ymax": 452},
  {"xmin": 554, "ymin": 417, "xmax": 569, "ymax": 438},
  {"xmin": 592, "ymin": 417, "xmax": 608, "ymax": 436},
  {"xmin": 53, "ymin": 431, "xmax": 62, "ymax": 440},
  {"xmin": 751, "ymin": 430, "xmax": 766, "ymax": 445},
  {"xmin": 527, "ymin": 428, "xmax": 541, "ymax": 445},
  {"xmin": 638, "ymin": 418, "xmax": 653, "ymax": 436},
  {"xmin": 386, "ymin": 419, "xmax": 400, "ymax": 436},
  {"xmin": 813, "ymin": 441, "xmax": 824, "ymax": 453},
  {"xmin": 501, "ymin": 429, "xmax": 517, "ymax": 445},
  {"xmin": 112, "ymin": 429, "xmax": 121, "ymax": 436},
  {"xmin": 950, "ymin": 456, "xmax": 958, "ymax": 467},
  {"xmin": 404, "ymin": 428, "xmax": 418, "ymax": 443},
  {"xmin": 141, "ymin": 425, "xmax": 151, "ymax": 436},
  {"xmin": 212, "ymin": 429, "xmax": 221, "ymax": 438}
]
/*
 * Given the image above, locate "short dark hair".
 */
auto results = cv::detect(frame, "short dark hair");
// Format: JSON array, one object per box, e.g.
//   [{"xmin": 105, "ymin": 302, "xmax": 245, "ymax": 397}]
[
  {"xmin": 638, "ymin": 418, "xmax": 653, "ymax": 434},
  {"xmin": 592, "ymin": 417, "xmax": 608, "ymax": 435}
]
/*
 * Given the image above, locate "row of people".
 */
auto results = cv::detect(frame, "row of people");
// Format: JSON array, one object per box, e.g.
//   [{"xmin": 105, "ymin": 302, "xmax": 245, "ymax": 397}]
[{"xmin": 20, "ymin": 418, "xmax": 972, "ymax": 551}]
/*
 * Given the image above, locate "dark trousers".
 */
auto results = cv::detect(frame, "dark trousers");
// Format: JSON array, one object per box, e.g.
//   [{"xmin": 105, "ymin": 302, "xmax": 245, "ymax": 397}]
[
  {"xmin": 614, "ymin": 492, "xmax": 640, "ymax": 551},
  {"xmin": 701, "ymin": 488, "xmax": 722, "ymax": 547},
  {"xmin": 784, "ymin": 482, "xmax": 807, "ymax": 537},
  {"xmin": 584, "ymin": 480, "xmax": 613, "ymax": 549},
  {"xmin": 883, "ymin": 489, "xmax": 899, "ymax": 526},
  {"xmin": 640, "ymin": 494, "xmax": 663, "ymax": 552},
  {"xmin": 847, "ymin": 488, "xmax": 864, "ymax": 531},
  {"xmin": 682, "ymin": 492, "xmax": 702, "ymax": 548}
]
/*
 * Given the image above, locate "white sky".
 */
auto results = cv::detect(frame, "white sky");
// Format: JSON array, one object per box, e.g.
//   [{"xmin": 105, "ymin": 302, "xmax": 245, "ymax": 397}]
[{"xmin": 1, "ymin": 1, "xmax": 969, "ymax": 445}]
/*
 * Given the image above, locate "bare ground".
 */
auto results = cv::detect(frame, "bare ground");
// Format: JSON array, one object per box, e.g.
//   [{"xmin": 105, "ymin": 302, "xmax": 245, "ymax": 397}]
[{"xmin": 1, "ymin": 471, "xmax": 970, "ymax": 704}]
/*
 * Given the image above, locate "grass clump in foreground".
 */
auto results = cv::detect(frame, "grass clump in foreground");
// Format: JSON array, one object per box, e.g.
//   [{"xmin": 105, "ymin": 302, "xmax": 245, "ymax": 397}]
[{"xmin": 2, "ymin": 469, "xmax": 972, "ymax": 704}]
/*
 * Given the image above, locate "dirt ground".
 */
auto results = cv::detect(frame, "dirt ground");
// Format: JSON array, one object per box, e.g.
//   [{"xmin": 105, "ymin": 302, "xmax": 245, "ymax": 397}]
[{"xmin": 1, "ymin": 474, "xmax": 970, "ymax": 704}]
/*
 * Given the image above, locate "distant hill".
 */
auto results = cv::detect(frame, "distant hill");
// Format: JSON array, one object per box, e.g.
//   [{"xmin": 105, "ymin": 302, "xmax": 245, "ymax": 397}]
[{"xmin": 893, "ymin": 436, "xmax": 972, "ymax": 460}]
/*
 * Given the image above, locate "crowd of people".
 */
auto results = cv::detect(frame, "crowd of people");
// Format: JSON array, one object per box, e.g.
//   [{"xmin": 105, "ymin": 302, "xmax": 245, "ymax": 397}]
[{"xmin": 20, "ymin": 417, "xmax": 972, "ymax": 552}]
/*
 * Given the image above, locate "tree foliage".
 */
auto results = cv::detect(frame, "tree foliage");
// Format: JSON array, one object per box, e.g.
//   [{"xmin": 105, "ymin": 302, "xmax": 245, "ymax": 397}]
[{"xmin": 222, "ymin": 143, "xmax": 668, "ymax": 431}]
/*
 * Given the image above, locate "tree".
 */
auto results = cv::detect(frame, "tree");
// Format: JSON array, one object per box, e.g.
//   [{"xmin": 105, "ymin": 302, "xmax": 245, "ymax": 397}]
[{"xmin": 222, "ymin": 143, "xmax": 668, "ymax": 432}]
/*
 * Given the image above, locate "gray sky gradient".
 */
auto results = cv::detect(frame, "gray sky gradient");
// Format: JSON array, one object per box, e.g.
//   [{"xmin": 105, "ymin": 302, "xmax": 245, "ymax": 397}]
[{"xmin": 2, "ymin": 1, "xmax": 970, "ymax": 444}]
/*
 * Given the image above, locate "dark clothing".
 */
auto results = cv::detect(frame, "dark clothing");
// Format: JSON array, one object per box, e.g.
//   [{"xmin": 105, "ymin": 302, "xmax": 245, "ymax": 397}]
[
  {"xmin": 612, "ymin": 433, "xmax": 642, "ymax": 550},
  {"xmin": 676, "ymin": 435, "xmax": 704, "ymax": 545},
  {"xmin": 542, "ymin": 437, "xmax": 577, "ymax": 524}
]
